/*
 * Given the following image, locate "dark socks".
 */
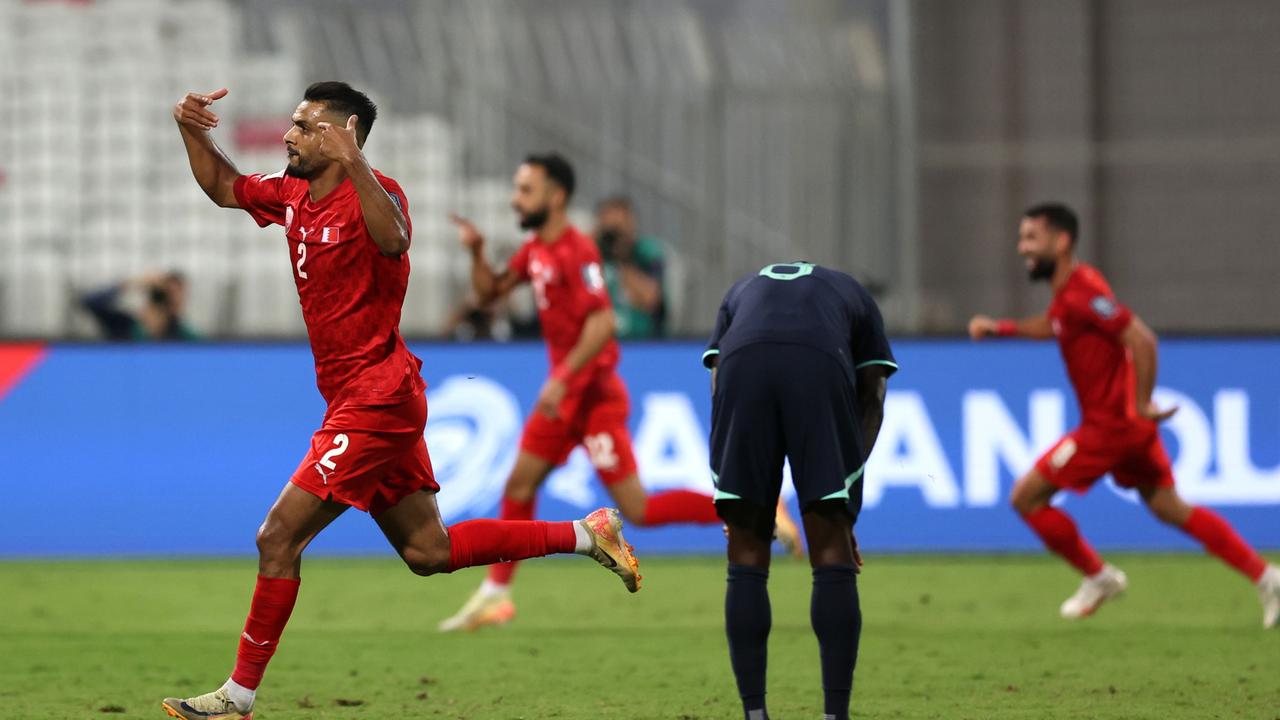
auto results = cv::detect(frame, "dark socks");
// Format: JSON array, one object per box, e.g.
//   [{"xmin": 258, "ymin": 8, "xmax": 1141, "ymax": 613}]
[
  {"xmin": 811, "ymin": 564, "xmax": 861, "ymax": 720},
  {"xmin": 726, "ymin": 563, "xmax": 771, "ymax": 720}
]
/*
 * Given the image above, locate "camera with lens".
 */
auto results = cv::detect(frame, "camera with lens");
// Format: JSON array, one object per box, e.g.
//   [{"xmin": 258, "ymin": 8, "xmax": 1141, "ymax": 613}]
[{"xmin": 597, "ymin": 228, "xmax": 622, "ymax": 262}]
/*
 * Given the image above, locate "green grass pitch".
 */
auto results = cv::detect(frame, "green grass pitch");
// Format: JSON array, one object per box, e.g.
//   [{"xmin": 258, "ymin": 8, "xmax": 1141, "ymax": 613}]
[{"xmin": 1, "ymin": 554, "xmax": 1276, "ymax": 719}]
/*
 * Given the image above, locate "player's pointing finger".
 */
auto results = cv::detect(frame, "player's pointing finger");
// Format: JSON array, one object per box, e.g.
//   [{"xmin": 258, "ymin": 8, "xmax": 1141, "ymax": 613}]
[{"xmin": 192, "ymin": 88, "xmax": 228, "ymax": 106}]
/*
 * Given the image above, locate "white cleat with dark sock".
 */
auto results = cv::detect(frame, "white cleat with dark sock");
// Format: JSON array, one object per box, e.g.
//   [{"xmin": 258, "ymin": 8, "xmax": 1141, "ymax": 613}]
[
  {"xmin": 1259, "ymin": 565, "xmax": 1280, "ymax": 629},
  {"xmin": 1059, "ymin": 564, "xmax": 1127, "ymax": 619}
]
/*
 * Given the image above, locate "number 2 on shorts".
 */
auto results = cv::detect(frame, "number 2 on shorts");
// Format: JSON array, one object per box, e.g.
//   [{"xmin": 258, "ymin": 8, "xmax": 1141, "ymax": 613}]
[{"xmin": 319, "ymin": 433, "xmax": 349, "ymax": 470}]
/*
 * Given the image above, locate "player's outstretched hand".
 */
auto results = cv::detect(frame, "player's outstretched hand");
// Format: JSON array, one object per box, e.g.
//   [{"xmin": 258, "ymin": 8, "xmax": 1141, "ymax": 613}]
[
  {"xmin": 1140, "ymin": 401, "xmax": 1179, "ymax": 423},
  {"xmin": 968, "ymin": 314, "xmax": 998, "ymax": 340},
  {"xmin": 535, "ymin": 376, "xmax": 567, "ymax": 419},
  {"xmin": 316, "ymin": 114, "xmax": 360, "ymax": 165},
  {"xmin": 173, "ymin": 88, "xmax": 228, "ymax": 132},
  {"xmin": 449, "ymin": 213, "xmax": 486, "ymax": 254}
]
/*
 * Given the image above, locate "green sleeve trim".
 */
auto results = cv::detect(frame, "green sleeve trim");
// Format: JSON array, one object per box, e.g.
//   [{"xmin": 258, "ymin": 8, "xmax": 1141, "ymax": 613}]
[
  {"xmin": 855, "ymin": 359, "xmax": 898, "ymax": 370},
  {"xmin": 702, "ymin": 348, "xmax": 720, "ymax": 370}
]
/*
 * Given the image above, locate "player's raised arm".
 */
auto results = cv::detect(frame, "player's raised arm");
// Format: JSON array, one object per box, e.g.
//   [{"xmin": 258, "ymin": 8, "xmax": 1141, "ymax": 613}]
[
  {"xmin": 173, "ymin": 88, "xmax": 240, "ymax": 208},
  {"xmin": 315, "ymin": 114, "xmax": 410, "ymax": 256},
  {"xmin": 451, "ymin": 214, "xmax": 524, "ymax": 303},
  {"xmin": 968, "ymin": 313, "xmax": 1054, "ymax": 340},
  {"xmin": 1120, "ymin": 315, "xmax": 1178, "ymax": 422}
]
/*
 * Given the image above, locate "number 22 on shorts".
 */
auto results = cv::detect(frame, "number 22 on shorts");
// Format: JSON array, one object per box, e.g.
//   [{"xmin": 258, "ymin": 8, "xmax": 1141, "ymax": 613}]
[
  {"xmin": 313, "ymin": 433, "xmax": 349, "ymax": 484},
  {"xmin": 585, "ymin": 432, "xmax": 619, "ymax": 471}
]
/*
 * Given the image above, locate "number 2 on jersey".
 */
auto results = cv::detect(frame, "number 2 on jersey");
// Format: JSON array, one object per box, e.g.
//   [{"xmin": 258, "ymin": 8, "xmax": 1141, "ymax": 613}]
[{"xmin": 295, "ymin": 242, "xmax": 309, "ymax": 280}]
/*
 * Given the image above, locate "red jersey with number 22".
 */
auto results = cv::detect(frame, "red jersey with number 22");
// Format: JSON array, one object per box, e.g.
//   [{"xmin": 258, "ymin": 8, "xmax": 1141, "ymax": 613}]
[
  {"xmin": 508, "ymin": 225, "xmax": 618, "ymax": 389},
  {"xmin": 1050, "ymin": 263, "xmax": 1137, "ymax": 429},
  {"xmin": 234, "ymin": 170, "xmax": 425, "ymax": 407}
]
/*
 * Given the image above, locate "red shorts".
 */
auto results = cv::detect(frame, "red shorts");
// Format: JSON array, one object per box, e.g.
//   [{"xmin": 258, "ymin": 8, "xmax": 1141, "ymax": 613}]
[
  {"xmin": 290, "ymin": 393, "xmax": 438, "ymax": 515},
  {"xmin": 1034, "ymin": 422, "xmax": 1174, "ymax": 493},
  {"xmin": 520, "ymin": 371, "xmax": 637, "ymax": 485}
]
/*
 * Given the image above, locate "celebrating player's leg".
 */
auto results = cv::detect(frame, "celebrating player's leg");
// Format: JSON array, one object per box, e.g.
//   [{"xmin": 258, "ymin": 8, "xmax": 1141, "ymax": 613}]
[
  {"xmin": 972, "ymin": 203, "xmax": 1280, "ymax": 626},
  {"xmin": 161, "ymin": 84, "xmax": 640, "ymax": 720},
  {"xmin": 707, "ymin": 261, "xmax": 896, "ymax": 720},
  {"xmin": 441, "ymin": 153, "xmax": 792, "ymax": 632}
]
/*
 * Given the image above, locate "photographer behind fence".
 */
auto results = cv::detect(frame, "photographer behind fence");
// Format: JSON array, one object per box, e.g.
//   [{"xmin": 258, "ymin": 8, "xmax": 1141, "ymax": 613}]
[
  {"xmin": 594, "ymin": 195, "xmax": 666, "ymax": 339},
  {"xmin": 79, "ymin": 271, "xmax": 200, "ymax": 341}
]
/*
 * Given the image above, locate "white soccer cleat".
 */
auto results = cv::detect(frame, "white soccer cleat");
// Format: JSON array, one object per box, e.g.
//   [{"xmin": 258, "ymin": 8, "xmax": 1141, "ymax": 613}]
[
  {"xmin": 161, "ymin": 686, "xmax": 251, "ymax": 720},
  {"xmin": 438, "ymin": 585, "xmax": 516, "ymax": 632},
  {"xmin": 1258, "ymin": 565, "xmax": 1280, "ymax": 630},
  {"xmin": 1059, "ymin": 564, "xmax": 1127, "ymax": 619}
]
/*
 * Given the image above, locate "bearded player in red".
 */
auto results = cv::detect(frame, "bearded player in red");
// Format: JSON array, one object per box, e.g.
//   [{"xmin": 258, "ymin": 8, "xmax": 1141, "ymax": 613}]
[
  {"xmin": 161, "ymin": 84, "xmax": 640, "ymax": 720},
  {"xmin": 970, "ymin": 202, "xmax": 1279, "ymax": 626},
  {"xmin": 441, "ymin": 154, "xmax": 802, "ymax": 631}
]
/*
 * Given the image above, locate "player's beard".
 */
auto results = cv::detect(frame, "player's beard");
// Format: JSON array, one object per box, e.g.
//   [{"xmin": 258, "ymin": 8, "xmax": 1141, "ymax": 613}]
[
  {"xmin": 285, "ymin": 153, "xmax": 319, "ymax": 180},
  {"xmin": 1028, "ymin": 257, "xmax": 1057, "ymax": 281},
  {"xmin": 518, "ymin": 205, "xmax": 550, "ymax": 231}
]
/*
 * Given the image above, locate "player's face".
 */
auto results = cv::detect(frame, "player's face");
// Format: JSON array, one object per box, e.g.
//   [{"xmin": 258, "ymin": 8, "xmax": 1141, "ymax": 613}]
[
  {"xmin": 282, "ymin": 101, "xmax": 337, "ymax": 180},
  {"xmin": 511, "ymin": 164, "xmax": 556, "ymax": 230},
  {"xmin": 1017, "ymin": 216, "xmax": 1060, "ymax": 281}
]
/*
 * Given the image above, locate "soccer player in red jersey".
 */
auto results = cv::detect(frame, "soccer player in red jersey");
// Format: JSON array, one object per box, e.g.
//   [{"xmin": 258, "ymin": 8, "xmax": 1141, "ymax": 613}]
[
  {"xmin": 440, "ymin": 153, "xmax": 799, "ymax": 631},
  {"xmin": 970, "ymin": 202, "xmax": 1279, "ymax": 626},
  {"xmin": 160, "ymin": 85, "xmax": 640, "ymax": 720}
]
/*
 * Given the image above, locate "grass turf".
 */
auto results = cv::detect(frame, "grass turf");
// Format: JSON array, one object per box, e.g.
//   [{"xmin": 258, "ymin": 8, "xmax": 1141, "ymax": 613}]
[{"xmin": 0, "ymin": 554, "xmax": 1276, "ymax": 719}]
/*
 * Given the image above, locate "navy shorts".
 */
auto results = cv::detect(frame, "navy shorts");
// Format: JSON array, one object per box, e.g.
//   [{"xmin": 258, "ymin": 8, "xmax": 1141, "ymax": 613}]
[{"xmin": 709, "ymin": 343, "xmax": 864, "ymax": 536}]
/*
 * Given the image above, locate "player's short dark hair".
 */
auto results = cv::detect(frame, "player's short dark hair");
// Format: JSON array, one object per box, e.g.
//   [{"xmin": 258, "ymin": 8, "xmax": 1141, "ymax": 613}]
[
  {"xmin": 595, "ymin": 194, "xmax": 632, "ymax": 214},
  {"xmin": 1024, "ymin": 202, "xmax": 1079, "ymax": 245},
  {"xmin": 303, "ymin": 81, "xmax": 377, "ymax": 146},
  {"xmin": 523, "ymin": 153, "xmax": 576, "ymax": 200}
]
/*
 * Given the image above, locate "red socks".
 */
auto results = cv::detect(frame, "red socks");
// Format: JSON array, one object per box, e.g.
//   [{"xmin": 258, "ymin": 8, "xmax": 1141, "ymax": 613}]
[
  {"xmin": 1022, "ymin": 507, "xmax": 1105, "ymax": 576},
  {"xmin": 641, "ymin": 489, "xmax": 719, "ymax": 526},
  {"xmin": 486, "ymin": 497, "xmax": 536, "ymax": 584},
  {"xmin": 1182, "ymin": 506, "xmax": 1268, "ymax": 582},
  {"xmin": 449, "ymin": 518, "xmax": 577, "ymax": 573},
  {"xmin": 231, "ymin": 575, "xmax": 301, "ymax": 690},
  {"xmin": 1024, "ymin": 505, "xmax": 1266, "ymax": 583}
]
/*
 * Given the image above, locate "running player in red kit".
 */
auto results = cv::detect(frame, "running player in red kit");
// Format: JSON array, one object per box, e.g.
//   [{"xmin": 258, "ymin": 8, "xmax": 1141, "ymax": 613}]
[
  {"xmin": 441, "ymin": 154, "xmax": 798, "ymax": 631},
  {"xmin": 160, "ymin": 85, "xmax": 639, "ymax": 720},
  {"xmin": 970, "ymin": 202, "xmax": 1279, "ymax": 626}
]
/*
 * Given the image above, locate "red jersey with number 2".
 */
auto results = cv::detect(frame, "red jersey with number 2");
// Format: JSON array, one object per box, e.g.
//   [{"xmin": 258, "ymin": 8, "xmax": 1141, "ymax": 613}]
[
  {"xmin": 507, "ymin": 225, "xmax": 619, "ymax": 389},
  {"xmin": 1050, "ymin": 263, "xmax": 1137, "ymax": 429},
  {"xmin": 233, "ymin": 170, "xmax": 425, "ymax": 407}
]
